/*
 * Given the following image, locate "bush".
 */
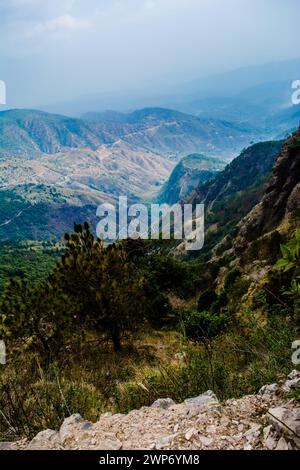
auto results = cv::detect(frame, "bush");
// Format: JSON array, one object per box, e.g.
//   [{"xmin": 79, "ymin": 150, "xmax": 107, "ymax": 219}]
[{"xmin": 183, "ymin": 310, "xmax": 228, "ymax": 342}]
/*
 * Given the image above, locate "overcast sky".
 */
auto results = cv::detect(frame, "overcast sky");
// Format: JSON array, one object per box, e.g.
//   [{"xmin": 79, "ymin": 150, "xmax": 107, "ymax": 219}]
[{"xmin": 0, "ymin": 0, "xmax": 299, "ymax": 108}]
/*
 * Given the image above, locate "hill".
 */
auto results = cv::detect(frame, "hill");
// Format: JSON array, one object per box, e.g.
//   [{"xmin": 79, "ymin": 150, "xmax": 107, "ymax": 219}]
[
  {"xmin": 158, "ymin": 154, "xmax": 225, "ymax": 204},
  {"xmin": 180, "ymin": 141, "xmax": 283, "ymax": 256}
]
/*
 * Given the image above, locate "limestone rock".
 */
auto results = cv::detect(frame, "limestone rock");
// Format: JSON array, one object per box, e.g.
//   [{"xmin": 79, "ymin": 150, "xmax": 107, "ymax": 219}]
[
  {"xmin": 276, "ymin": 437, "xmax": 289, "ymax": 451},
  {"xmin": 184, "ymin": 391, "xmax": 219, "ymax": 410},
  {"xmin": 151, "ymin": 398, "xmax": 175, "ymax": 410},
  {"xmin": 185, "ymin": 427, "xmax": 198, "ymax": 441},
  {"xmin": 155, "ymin": 433, "xmax": 178, "ymax": 449},
  {"xmin": 267, "ymin": 407, "xmax": 300, "ymax": 449},
  {"xmin": 59, "ymin": 414, "xmax": 84, "ymax": 444},
  {"xmin": 259, "ymin": 383, "xmax": 279, "ymax": 396},
  {"xmin": 27, "ymin": 429, "xmax": 59, "ymax": 450}
]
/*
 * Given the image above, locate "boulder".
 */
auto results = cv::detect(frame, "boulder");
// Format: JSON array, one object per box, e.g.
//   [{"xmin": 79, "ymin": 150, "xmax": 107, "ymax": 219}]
[
  {"xmin": 59, "ymin": 414, "xmax": 84, "ymax": 444},
  {"xmin": 267, "ymin": 407, "xmax": 300, "ymax": 449},
  {"xmin": 151, "ymin": 398, "xmax": 175, "ymax": 409},
  {"xmin": 258, "ymin": 383, "xmax": 279, "ymax": 396},
  {"xmin": 27, "ymin": 429, "xmax": 59, "ymax": 450},
  {"xmin": 282, "ymin": 370, "xmax": 300, "ymax": 393},
  {"xmin": 184, "ymin": 391, "xmax": 219, "ymax": 410}
]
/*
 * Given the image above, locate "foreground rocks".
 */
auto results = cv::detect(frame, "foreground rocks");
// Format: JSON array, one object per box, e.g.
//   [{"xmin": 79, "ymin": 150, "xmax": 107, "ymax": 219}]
[{"xmin": 1, "ymin": 371, "xmax": 300, "ymax": 451}]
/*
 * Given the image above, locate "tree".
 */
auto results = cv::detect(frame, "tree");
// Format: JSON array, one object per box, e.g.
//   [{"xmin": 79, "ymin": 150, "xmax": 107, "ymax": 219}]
[
  {"xmin": 0, "ymin": 278, "xmax": 74, "ymax": 361},
  {"xmin": 50, "ymin": 223, "xmax": 147, "ymax": 351}
]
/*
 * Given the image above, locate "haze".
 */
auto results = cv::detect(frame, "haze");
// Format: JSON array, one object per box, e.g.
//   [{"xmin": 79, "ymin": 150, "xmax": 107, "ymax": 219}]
[{"xmin": 0, "ymin": 0, "xmax": 299, "ymax": 109}]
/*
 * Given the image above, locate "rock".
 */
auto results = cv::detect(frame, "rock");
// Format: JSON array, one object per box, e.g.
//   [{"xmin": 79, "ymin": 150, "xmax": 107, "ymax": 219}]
[
  {"xmin": 173, "ymin": 424, "xmax": 179, "ymax": 433},
  {"xmin": 206, "ymin": 424, "xmax": 217, "ymax": 434},
  {"xmin": 151, "ymin": 398, "xmax": 176, "ymax": 410},
  {"xmin": 155, "ymin": 433, "xmax": 178, "ymax": 449},
  {"xmin": 243, "ymin": 424, "xmax": 262, "ymax": 445},
  {"xmin": 27, "ymin": 429, "xmax": 59, "ymax": 450},
  {"xmin": 267, "ymin": 407, "xmax": 300, "ymax": 449},
  {"xmin": 199, "ymin": 436, "xmax": 214, "ymax": 447},
  {"xmin": 0, "ymin": 442, "xmax": 15, "ymax": 450},
  {"xmin": 185, "ymin": 427, "xmax": 198, "ymax": 441},
  {"xmin": 220, "ymin": 416, "xmax": 230, "ymax": 427},
  {"xmin": 263, "ymin": 425, "xmax": 278, "ymax": 450},
  {"xmin": 96, "ymin": 436, "xmax": 122, "ymax": 451},
  {"xmin": 282, "ymin": 370, "xmax": 300, "ymax": 393},
  {"xmin": 282, "ymin": 376, "xmax": 300, "ymax": 393},
  {"xmin": 276, "ymin": 437, "xmax": 289, "ymax": 451},
  {"xmin": 81, "ymin": 421, "xmax": 93, "ymax": 431},
  {"xmin": 258, "ymin": 383, "xmax": 279, "ymax": 396},
  {"xmin": 59, "ymin": 414, "xmax": 84, "ymax": 444},
  {"xmin": 288, "ymin": 370, "xmax": 300, "ymax": 381},
  {"xmin": 244, "ymin": 444, "xmax": 253, "ymax": 450},
  {"xmin": 184, "ymin": 391, "xmax": 219, "ymax": 410},
  {"xmin": 100, "ymin": 412, "xmax": 113, "ymax": 419}
]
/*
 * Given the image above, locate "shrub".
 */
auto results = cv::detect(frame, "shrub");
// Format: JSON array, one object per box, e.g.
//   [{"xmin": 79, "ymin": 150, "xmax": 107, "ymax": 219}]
[{"xmin": 183, "ymin": 310, "xmax": 228, "ymax": 342}]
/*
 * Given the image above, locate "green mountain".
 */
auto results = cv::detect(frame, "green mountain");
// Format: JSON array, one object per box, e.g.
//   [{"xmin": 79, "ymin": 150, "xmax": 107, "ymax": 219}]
[
  {"xmin": 193, "ymin": 127, "xmax": 300, "ymax": 319},
  {"xmin": 181, "ymin": 140, "xmax": 283, "ymax": 257},
  {"xmin": 158, "ymin": 153, "xmax": 225, "ymax": 204}
]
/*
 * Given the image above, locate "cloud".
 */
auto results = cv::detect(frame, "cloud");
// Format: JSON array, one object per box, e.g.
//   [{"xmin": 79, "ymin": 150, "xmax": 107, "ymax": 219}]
[
  {"xmin": 0, "ymin": 0, "xmax": 299, "ymax": 108},
  {"xmin": 29, "ymin": 14, "xmax": 91, "ymax": 37},
  {"xmin": 144, "ymin": 1, "xmax": 156, "ymax": 9}
]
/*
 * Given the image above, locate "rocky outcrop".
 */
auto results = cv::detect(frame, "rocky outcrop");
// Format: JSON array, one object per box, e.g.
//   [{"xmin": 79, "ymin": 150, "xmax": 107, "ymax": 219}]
[
  {"xmin": 2, "ymin": 372, "xmax": 299, "ymax": 451},
  {"xmin": 234, "ymin": 128, "xmax": 300, "ymax": 261}
]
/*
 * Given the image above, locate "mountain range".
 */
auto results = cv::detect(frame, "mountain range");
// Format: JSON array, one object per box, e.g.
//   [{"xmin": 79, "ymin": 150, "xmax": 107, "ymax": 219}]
[{"xmin": 0, "ymin": 89, "xmax": 299, "ymax": 243}]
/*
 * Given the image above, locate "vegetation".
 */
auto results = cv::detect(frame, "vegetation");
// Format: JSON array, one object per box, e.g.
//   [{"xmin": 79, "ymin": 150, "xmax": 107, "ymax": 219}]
[
  {"xmin": 0, "ymin": 242, "xmax": 58, "ymax": 291},
  {"xmin": 0, "ymin": 222, "xmax": 299, "ymax": 440}
]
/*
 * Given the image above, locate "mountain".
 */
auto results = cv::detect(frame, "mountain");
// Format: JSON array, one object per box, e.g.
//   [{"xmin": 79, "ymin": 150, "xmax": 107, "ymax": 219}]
[
  {"xmin": 189, "ymin": 127, "xmax": 300, "ymax": 322},
  {"xmin": 0, "ymin": 107, "xmax": 259, "ymax": 241},
  {"xmin": 180, "ymin": 140, "xmax": 283, "ymax": 256},
  {"xmin": 233, "ymin": 128, "xmax": 300, "ymax": 263},
  {"xmin": 0, "ymin": 109, "xmax": 109, "ymax": 158},
  {"xmin": 82, "ymin": 107, "xmax": 257, "ymax": 159},
  {"xmin": 0, "ymin": 107, "xmax": 256, "ymax": 161},
  {"xmin": 158, "ymin": 154, "xmax": 225, "ymax": 205}
]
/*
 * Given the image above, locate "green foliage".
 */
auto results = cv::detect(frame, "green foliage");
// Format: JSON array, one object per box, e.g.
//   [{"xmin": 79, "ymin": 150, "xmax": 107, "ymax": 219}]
[
  {"xmin": 49, "ymin": 223, "xmax": 149, "ymax": 351},
  {"xmin": 277, "ymin": 229, "xmax": 300, "ymax": 316},
  {"xmin": 0, "ymin": 242, "xmax": 58, "ymax": 292},
  {"xmin": 0, "ymin": 278, "xmax": 75, "ymax": 360},
  {"xmin": 183, "ymin": 310, "xmax": 228, "ymax": 342}
]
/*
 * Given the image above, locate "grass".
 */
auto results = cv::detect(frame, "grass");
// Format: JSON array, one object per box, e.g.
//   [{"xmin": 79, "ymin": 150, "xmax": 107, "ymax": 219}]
[{"xmin": 0, "ymin": 313, "xmax": 298, "ymax": 441}]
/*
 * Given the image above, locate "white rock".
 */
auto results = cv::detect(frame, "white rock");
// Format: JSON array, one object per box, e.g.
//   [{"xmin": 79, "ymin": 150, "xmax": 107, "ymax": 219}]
[
  {"xmin": 199, "ymin": 436, "xmax": 214, "ymax": 447},
  {"xmin": 27, "ymin": 429, "xmax": 59, "ymax": 450},
  {"xmin": 267, "ymin": 407, "xmax": 300, "ymax": 449},
  {"xmin": 282, "ymin": 377, "xmax": 300, "ymax": 393},
  {"xmin": 244, "ymin": 424, "xmax": 262, "ymax": 445},
  {"xmin": 184, "ymin": 391, "xmax": 219, "ymax": 410},
  {"xmin": 59, "ymin": 414, "xmax": 84, "ymax": 444},
  {"xmin": 275, "ymin": 437, "xmax": 289, "ymax": 451},
  {"xmin": 263, "ymin": 426, "xmax": 278, "ymax": 450},
  {"xmin": 288, "ymin": 370, "xmax": 300, "ymax": 381},
  {"xmin": 155, "ymin": 433, "xmax": 178, "ymax": 450},
  {"xmin": 258, "ymin": 383, "xmax": 279, "ymax": 396},
  {"xmin": 185, "ymin": 427, "xmax": 198, "ymax": 441},
  {"xmin": 206, "ymin": 424, "xmax": 217, "ymax": 434},
  {"xmin": 244, "ymin": 444, "xmax": 253, "ymax": 450},
  {"xmin": 151, "ymin": 398, "xmax": 176, "ymax": 409},
  {"xmin": 220, "ymin": 416, "xmax": 230, "ymax": 427}
]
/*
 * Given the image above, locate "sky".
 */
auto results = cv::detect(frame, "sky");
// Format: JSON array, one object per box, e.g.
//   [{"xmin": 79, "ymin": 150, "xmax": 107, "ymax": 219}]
[{"xmin": 0, "ymin": 0, "xmax": 299, "ymax": 109}]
